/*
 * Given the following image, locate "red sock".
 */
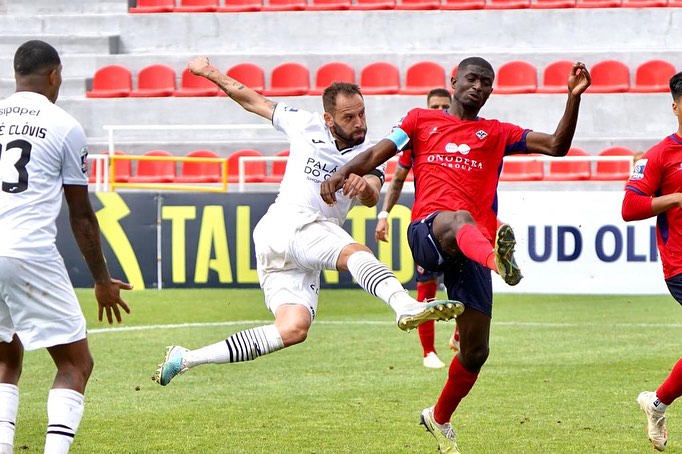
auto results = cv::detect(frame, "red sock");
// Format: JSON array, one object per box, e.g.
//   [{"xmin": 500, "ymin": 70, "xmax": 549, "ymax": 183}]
[
  {"xmin": 433, "ymin": 356, "xmax": 479, "ymax": 424},
  {"xmin": 456, "ymin": 224, "xmax": 496, "ymax": 271},
  {"xmin": 417, "ymin": 281, "xmax": 438, "ymax": 356},
  {"xmin": 657, "ymin": 358, "xmax": 682, "ymax": 405}
]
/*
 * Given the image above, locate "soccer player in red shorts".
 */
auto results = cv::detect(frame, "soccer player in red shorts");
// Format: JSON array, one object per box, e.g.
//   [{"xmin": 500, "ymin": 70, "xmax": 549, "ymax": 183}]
[
  {"xmin": 623, "ymin": 71, "xmax": 682, "ymax": 452},
  {"xmin": 322, "ymin": 57, "xmax": 591, "ymax": 453}
]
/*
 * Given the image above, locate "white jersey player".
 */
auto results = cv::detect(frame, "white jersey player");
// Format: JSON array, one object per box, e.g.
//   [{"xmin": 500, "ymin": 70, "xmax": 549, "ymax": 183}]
[
  {"xmin": 154, "ymin": 56, "xmax": 462, "ymax": 391},
  {"xmin": 0, "ymin": 40, "xmax": 131, "ymax": 454}
]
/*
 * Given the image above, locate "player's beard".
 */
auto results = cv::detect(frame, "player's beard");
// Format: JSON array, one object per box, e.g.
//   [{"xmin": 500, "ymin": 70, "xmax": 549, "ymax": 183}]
[{"xmin": 332, "ymin": 122, "xmax": 366, "ymax": 147}]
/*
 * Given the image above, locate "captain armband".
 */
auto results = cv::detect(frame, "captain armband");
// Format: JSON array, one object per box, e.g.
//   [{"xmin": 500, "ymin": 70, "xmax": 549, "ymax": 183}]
[{"xmin": 384, "ymin": 127, "xmax": 410, "ymax": 151}]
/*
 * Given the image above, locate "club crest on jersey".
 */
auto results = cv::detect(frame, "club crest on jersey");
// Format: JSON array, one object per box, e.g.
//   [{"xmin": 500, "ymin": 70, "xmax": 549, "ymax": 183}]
[
  {"xmin": 630, "ymin": 158, "xmax": 647, "ymax": 180},
  {"xmin": 283, "ymin": 106, "xmax": 298, "ymax": 112},
  {"xmin": 475, "ymin": 130, "xmax": 488, "ymax": 140},
  {"xmin": 80, "ymin": 146, "xmax": 88, "ymax": 174},
  {"xmin": 445, "ymin": 143, "xmax": 471, "ymax": 155}
]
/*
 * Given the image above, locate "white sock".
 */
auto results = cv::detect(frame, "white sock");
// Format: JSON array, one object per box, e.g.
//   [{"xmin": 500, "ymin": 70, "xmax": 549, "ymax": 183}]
[
  {"xmin": 184, "ymin": 324, "xmax": 284, "ymax": 368},
  {"xmin": 653, "ymin": 395, "xmax": 668, "ymax": 412},
  {"xmin": 44, "ymin": 388, "xmax": 84, "ymax": 454},
  {"xmin": 0, "ymin": 384, "xmax": 19, "ymax": 448},
  {"xmin": 346, "ymin": 251, "xmax": 414, "ymax": 313}
]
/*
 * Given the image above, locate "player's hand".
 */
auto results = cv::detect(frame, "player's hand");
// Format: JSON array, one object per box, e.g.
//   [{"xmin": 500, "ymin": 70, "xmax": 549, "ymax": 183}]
[
  {"xmin": 342, "ymin": 173, "xmax": 369, "ymax": 199},
  {"xmin": 320, "ymin": 172, "xmax": 346, "ymax": 205},
  {"xmin": 375, "ymin": 218, "xmax": 390, "ymax": 242},
  {"xmin": 188, "ymin": 56, "xmax": 211, "ymax": 77},
  {"xmin": 568, "ymin": 62, "xmax": 591, "ymax": 96},
  {"xmin": 95, "ymin": 279, "xmax": 133, "ymax": 324}
]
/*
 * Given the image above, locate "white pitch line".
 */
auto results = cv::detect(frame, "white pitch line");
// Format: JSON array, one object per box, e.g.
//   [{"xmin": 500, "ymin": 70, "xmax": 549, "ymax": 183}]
[{"xmin": 88, "ymin": 320, "xmax": 682, "ymax": 334}]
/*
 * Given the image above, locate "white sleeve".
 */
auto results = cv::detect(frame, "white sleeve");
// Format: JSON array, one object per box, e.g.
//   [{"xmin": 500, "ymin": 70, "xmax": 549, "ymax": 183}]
[
  {"xmin": 272, "ymin": 102, "xmax": 316, "ymax": 136},
  {"xmin": 61, "ymin": 122, "xmax": 89, "ymax": 186}
]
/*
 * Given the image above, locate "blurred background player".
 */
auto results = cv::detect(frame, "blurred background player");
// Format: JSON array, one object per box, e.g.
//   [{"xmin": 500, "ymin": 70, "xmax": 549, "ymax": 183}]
[
  {"xmin": 153, "ymin": 57, "xmax": 463, "ymax": 389},
  {"xmin": 322, "ymin": 57, "xmax": 591, "ymax": 454},
  {"xmin": 623, "ymin": 71, "xmax": 682, "ymax": 452},
  {"xmin": 375, "ymin": 88, "xmax": 455, "ymax": 369},
  {"xmin": 0, "ymin": 40, "xmax": 132, "ymax": 454}
]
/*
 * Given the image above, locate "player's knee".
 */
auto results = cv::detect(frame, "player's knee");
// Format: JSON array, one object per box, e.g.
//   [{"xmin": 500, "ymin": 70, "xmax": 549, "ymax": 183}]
[
  {"xmin": 278, "ymin": 322, "xmax": 310, "ymax": 346},
  {"xmin": 459, "ymin": 347, "xmax": 489, "ymax": 371}
]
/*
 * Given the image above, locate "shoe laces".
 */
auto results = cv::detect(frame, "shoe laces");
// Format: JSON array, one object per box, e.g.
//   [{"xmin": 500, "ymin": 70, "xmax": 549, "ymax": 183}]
[{"xmin": 440, "ymin": 423, "xmax": 455, "ymax": 441}]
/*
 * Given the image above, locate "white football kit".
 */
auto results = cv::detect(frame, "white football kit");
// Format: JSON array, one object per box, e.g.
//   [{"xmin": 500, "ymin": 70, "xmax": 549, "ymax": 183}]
[
  {"xmin": 253, "ymin": 103, "xmax": 385, "ymax": 319},
  {"xmin": 0, "ymin": 91, "xmax": 89, "ymax": 350}
]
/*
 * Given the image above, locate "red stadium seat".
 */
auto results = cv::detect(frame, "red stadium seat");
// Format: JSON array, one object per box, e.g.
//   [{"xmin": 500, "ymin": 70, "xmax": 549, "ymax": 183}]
[
  {"xmin": 263, "ymin": 63, "xmax": 310, "ymax": 97},
  {"xmin": 592, "ymin": 146, "xmax": 635, "ymax": 181},
  {"xmin": 630, "ymin": 60, "xmax": 676, "ymax": 93},
  {"xmin": 545, "ymin": 147, "xmax": 591, "ymax": 181},
  {"xmin": 486, "ymin": 0, "xmax": 530, "ymax": 7},
  {"xmin": 537, "ymin": 60, "xmax": 574, "ymax": 94},
  {"xmin": 575, "ymin": 0, "xmax": 621, "ymax": 6},
  {"xmin": 130, "ymin": 64, "xmax": 176, "ymax": 98},
  {"xmin": 399, "ymin": 61, "xmax": 447, "ymax": 95},
  {"xmin": 218, "ymin": 0, "xmax": 263, "ymax": 10},
  {"xmin": 349, "ymin": 0, "xmax": 396, "ymax": 10},
  {"xmin": 622, "ymin": 0, "xmax": 666, "ymax": 5},
  {"xmin": 500, "ymin": 155, "xmax": 544, "ymax": 181},
  {"xmin": 110, "ymin": 150, "xmax": 132, "ymax": 183},
  {"xmin": 530, "ymin": 0, "xmax": 575, "ymax": 8},
  {"xmin": 307, "ymin": 0, "xmax": 351, "ymax": 10},
  {"xmin": 263, "ymin": 150, "xmax": 290, "ymax": 183},
  {"xmin": 262, "ymin": 0, "xmax": 307, "ymax": 11},
  {"xmin": 494, "ymin": 60, "xmax": 537, "ymax": 94},
  {"xmin": 589, "ymin": 60, "xmax": 630, "ymax": 93},
  {"xmin": 86, "ymin": 65, "xmax": 132, "ymax": 98},
  {"xmin": 228, "ymin": 149, "xmax": 266, "ymax": 183},
  {"xmin": 360, "ymin": 62, "xmax": 400, "ymax": 95},
  {"xmin": 176, "ymin": 150, "xmax": 223, "ymax": 183},
  {"xmin": 440, "ymin": 0, "xmax": 485, "ymax": 9},
  {"xmin": 396, "ymin": 0, "xmax": 440, "ymax": 9},
  {"xmin": 310, "ymin": 62, "xmax": 356, "ymax": 95},
  {"xmin": 174, "ymin": 0, "xmax": 219, "ymax": 11},
  {"xmin": 174, "ymin": 68, "xmax": 220, "ymax": 97},
  {"xmin": 129, "ymin": 150, "xmax": 176, "ymax": 184},
  {"xmin": 225, "ymin": 63, "xmax": 266, "ymax": 94},
  {"xmin": 129, "ymin": 0, "xmax": 175, "ymax": 13}
]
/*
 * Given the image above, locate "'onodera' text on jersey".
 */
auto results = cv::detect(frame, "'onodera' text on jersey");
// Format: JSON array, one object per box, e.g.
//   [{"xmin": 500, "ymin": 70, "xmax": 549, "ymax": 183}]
[
  {"xmin": 394, "ymin": 108, "xmax": 530, "ymax": 240},
  {"xmin": 272, "ymin": 103, "xmax": 385, "ymax": 225},
  {"xmin": 0, "ymin": 91, "xmax": 88, "ymax": 260}
]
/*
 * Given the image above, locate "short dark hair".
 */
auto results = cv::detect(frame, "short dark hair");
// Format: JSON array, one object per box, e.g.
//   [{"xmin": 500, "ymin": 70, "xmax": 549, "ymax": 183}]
[
  {"xmin": 322, "ymin": 82, "xmax": 363, "ymax": 114},
  {"xmin": 427, "ymin": 88, "xmax": 451, "ymax": 101},
  {"xmin": 14, "ymin": 40, "xmax": 61, "ymax": 76},
  {"xmin": 457, "ymin": 57, "xmax": 494, "ymax": 76},
  {"xmin": 670, "ymin": 71, "xmax": 682, "ymax": 102}
]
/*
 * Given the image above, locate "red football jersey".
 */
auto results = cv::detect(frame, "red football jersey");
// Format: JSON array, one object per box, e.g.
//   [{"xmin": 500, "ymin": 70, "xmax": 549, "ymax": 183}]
[
  {"xmin": 625, "ymin": 133, "xmax": 682, "ymax": 279},
  {"xmin": 397, "ymin": 108, "xmax": 529, "ymax": 240}
]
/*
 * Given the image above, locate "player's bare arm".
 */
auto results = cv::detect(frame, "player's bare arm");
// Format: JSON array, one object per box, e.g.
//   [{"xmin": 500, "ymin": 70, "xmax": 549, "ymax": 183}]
[
  {"xmin": 353, "ymin": 174, "xmax": 382, "ymax": 207},
  {"xmin": 188, "ymin": 56, "xmax": 277, "ymax": 121},
  {"xmin": 64, "ymin": 185, "xmax": 132, "ymax": 324},
  {"xmin": 526, "ymin": 62, "xmax": 591, "ymax": 157},
  {"xmin": 375, "ymin": 165, "xmax": 409, "ymax": 242},
  {"xmin": 321, "ymin": 139, "xmax": 397, "ymax": 204}
]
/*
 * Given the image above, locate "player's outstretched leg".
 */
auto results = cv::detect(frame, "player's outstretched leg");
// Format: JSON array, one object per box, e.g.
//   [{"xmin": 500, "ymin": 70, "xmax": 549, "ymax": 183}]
[
  {"xmin": 495, "ymin": 224, "xmax": 523, "ymax": 286},
  {"xmin": 420, "ymin": 407, "xmax": 461, "ymax": 454},
  {"xmin": 637, "ymin": 391, "xmax": 668, "ymax": 451},
  {"xmin": 397, "ymin": 298, "xmax": 464, "ymax": 332},
  {"xmin": 153, "ymin": 345, "xmax": 189, "ymax": 386}
]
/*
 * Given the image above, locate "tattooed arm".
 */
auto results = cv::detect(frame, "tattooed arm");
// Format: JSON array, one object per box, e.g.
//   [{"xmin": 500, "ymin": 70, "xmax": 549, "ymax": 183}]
[{"xmin": 188, "ymin": 56, "xmax": 277, "ymax": 121}]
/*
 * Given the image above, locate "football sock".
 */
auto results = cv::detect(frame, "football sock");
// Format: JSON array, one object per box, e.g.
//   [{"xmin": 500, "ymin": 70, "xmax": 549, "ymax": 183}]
[
  {"xmin": 44, "ymin": 388, "xmax": 84, "ymax": 454},
  {"xmin": 455, "ymin": 224, "xmax": 497, "ymax": 272},
  {"xmin": 433, "ymin": 356, "xmax": 479, "ymax": 424},
  {"xmin": 0, "ymin": 384, "xmax": 18, "ymax": 449},
  {"xmin": 184, "ymin": 324, "xmax": 284, "ymax": 367},
  {"xmin": 346, "ymin": 251, "xmax": 413, "ymax": 312},
  {"xmin": 417, "ymin": 281, "xmax": 439, "ymax": 355},
  {"xmin": 656, "ymin": 358, "xmax": 682, "ymax": 406}
]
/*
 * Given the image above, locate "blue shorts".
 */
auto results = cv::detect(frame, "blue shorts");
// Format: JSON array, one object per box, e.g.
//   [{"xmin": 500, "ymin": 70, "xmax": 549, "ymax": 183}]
[
  {"xmin": 415, "ymin": 264, "xmax": 441, "ymax": 283},
  {"xmin": 407, "ymin": 212, "xmax": 493, "ymax": 317},
  {"xmin": 665, "ymin": 273, "xmax": 682, "ymax": 305}
]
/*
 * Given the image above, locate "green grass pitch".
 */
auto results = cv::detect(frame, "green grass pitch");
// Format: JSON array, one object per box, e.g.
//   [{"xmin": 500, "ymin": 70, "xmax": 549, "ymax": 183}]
[{"xmin": 11, "ymin": 288, "xmax": 681, "ymax": 453}]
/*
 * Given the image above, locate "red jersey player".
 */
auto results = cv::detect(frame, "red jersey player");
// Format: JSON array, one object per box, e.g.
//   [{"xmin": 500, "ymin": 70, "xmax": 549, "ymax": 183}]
[
  {"xmin": 322, "ymin": 56, "xmax": 591, "ymax": 453},
  {"xmin": 623, "ymin": 71, "xmax": 682, "ymax": 452}
]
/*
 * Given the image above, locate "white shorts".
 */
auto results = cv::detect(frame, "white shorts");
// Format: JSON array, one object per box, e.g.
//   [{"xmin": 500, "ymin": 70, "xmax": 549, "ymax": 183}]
[
  {"xmin": 0, "ymin": 256, "xmax": 86, "ymax": 351},
  {"xmin": 253, "ymin": 205, "xmax": 356, "ymax": 319}
]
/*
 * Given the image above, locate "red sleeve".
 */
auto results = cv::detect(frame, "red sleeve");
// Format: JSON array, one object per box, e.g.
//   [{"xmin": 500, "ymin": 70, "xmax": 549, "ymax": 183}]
[
  {"xmin": 398, "ymin": 149, "xmax": 412, "ymax": 169},
  {"xmin": 622, "ymin": 189, "xmax": 654, "ymax": 221}
]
